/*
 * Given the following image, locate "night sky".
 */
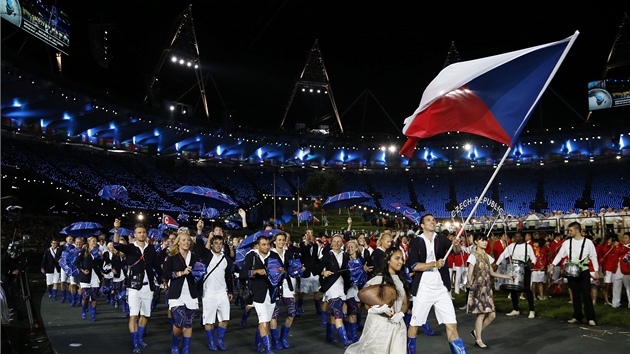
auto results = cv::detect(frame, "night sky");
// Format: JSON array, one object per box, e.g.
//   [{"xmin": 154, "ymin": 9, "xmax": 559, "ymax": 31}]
[{"xmin": 3, "ymin": 1, "xmax": 628, "ymax": 136}]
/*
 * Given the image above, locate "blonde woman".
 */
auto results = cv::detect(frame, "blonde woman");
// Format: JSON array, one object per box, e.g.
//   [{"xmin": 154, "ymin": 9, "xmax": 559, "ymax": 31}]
[
  {"xmin": 163, "ymin": 228, "xmax": 200, "ymax": 354},
  {"xmin": 74, "ymin": 236, "xmax": 102, "ymax": 321}
]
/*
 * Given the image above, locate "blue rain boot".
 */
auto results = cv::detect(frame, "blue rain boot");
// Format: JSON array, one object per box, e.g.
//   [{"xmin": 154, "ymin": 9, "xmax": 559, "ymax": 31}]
[
  {"xmin": 181, "ymin": 336, "xmax": 191, "ymax": 354},
  {"xmin": 241, "ymin": 308, "xmax": 250, "ymax": 328},
  {"xmin": 89, "ymin": 305, "xmax": 97, "ymax": 322},
  {"xmin": 122, "ymin": 301, "xmax": 130, "ymax": 318},
  {"xmin": 254, "ymin": 329, "xmax": 262, "ymax": 352},
  {"xmin": 137, "ymin": 326, "xmax": 149, "ymax": 348},
  {"xmin": 52, "ymin": 289, "xmax": 58, "ymax": 300},
  {"xmin": 422, "ymin": 320, "xmax": 435, "ymax": 336},
  {"xmin": 206, "ymin": 329, "xmax": 217, "ymax": 351},
  {"xmin": 171, "ymin": 333, "xmax": 181, "ymax": 354},
  {"xmin": 407, "ymin": 337, "xmax": 416, "ymax": 354},
  {"xmin": 60, "ymin": 289, "xmax": 67, "ymax": 303},
  {"xmin": 279, "ymin": 324, "xmax": 290, "ymax": 348},
  {"xmin": 449, "ymin": 337, "xmax": 467, "ymax": 354},
  {"xmin": 131, "ymin": 332, "xmax": 140, "ymax": 354},
  {"xmin": 48, "ymin": 289, "xmax": 53, "ymax": 298},
  {"xmin": 261, "ymin": 334, "xmax": 276, "ymax": 354},
  {"xmin": 297, "ymin": 297, "xmax": 304, "ymax": 314},
  {"xmin": 347, "ymin": 322, "xmax": 358, "ymax": 343},
  {"xmin": 270, "ymin": 328, "xmax": 283, "ymax": 350},
  {"xmin": 81, "ymin": 304, "xmax": 87, "ymax": 320},
  {"xmin": 314, "ymin": 299, "xmax": 322, "ymax": 315},
  {"xmin": 325, "ymin": 323, "xmax": 337, "ymax": 344},
  {"xmin": 69, "ymin": 293, "xmax": 74, "ymax": 306},
  {"xmin": 216, "ymin": 327, "xmax": 227, "ymax": 351},
  {"xmin": 337, "ymin": 325, "xmax": 353, "ymax": 348},
  {"xmin": 321, "ymin": 311, "xmax": 328, "ymax": 327}
]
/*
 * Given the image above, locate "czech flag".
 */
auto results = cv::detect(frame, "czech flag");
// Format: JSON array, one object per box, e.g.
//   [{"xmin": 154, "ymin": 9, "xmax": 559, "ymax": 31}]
[
  {"xmin": 162, "ymin": 214, "xmax": 179, "ymax": 229},
  {"xmin": 400, "ymin": 31, "xmax": 579, "ymax": 158}
]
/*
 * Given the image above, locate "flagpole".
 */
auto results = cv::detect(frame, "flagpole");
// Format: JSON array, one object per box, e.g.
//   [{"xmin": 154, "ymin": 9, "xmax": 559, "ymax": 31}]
[{"xmin": 444, "ymin": 146, "xmax": 512, "ymax": 259}]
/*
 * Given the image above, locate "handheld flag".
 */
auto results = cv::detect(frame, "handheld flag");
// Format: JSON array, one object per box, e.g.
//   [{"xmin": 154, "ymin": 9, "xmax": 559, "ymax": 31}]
[
  {"xmin": 162, "ymin": 214, "xmax": 179, "ymax": 229},
  {"xmin": 400, "ymin": 32, "xmax": 579, "ymax": 157}
]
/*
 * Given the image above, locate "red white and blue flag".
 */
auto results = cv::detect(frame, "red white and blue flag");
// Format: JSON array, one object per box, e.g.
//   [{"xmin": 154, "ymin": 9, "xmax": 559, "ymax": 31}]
[
  {"xmin": 400, "ymin": 31, "xmax": 579, "ymax": 158},
  {"xmin": 162, "ymin": 214, "xmax": 179, "ymax": 229}
]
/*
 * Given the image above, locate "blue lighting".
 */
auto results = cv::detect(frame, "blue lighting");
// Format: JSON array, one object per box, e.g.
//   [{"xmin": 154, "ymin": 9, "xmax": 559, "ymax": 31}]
[
  {"xmin": 12, "ymin": 98, "xmax": 22, "ymax": 107},
  {"xmin": 154, "ymin": 128, "xmax": 159, "ymax": 136},
  {"xmin": 63, "ymin": 113, "xmax": 71, "ymax": 120},
  {"xmin": 216, "ymin": 146, "xmax": 222, "ymax": 155},
  {"xmin": 257, "ymin": 148, "xmax": 262, "ymax": 159},
  {"xmin": 620, "ymin": 136, "xmax": 626, "ymax": 149},
  {"xmin": 109, "ymin": 122, "xmax": 116, "ymax": 130}
]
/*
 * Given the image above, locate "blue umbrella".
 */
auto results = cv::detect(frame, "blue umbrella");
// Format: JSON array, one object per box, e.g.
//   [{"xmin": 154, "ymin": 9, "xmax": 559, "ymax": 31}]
[
  {"xmin": 239, "ymin": 229, "xmax": 283, "ymax": 249},
  {"xmin": 98, "ymin": 185, "xmax": 129, "ymax": 201},
  {"xmin": 225, "ymin": 221, "xmax": 241, "ymax": 229},
  {"xmin": 201, "ymin": 206, "xmax": 220, "ymax": 219},
  {"xmin": 173, "ymin": 185, "xmax": 238, "ymax": 209},
  {"xmin": 391, "ymin": 203, "xmax": 421, "ymax": 225},
  {"xmin": 148, "ymin": 228, "xmax": 162, "ymax": 242},
  {"xmin": 298, "ymin": 211, "xmax": 313, "ymax": 221},
  {"xmin": 61, "ymin": 222, "xmax": 106, "ymax": 237},
  {"xmin": 109, "ymin": 227, "xmax": 133, "ymax": 236},
  {"xmin": 322, "ymin": 191, "xmax": 373, "ymax": 210}
]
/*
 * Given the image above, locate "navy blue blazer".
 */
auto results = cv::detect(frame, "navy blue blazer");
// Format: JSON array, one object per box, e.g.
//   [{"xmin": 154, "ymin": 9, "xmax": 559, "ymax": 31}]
[
  {"xmin": 318, "ymin": 249, "xmax": 351, "ymax": 294},
  {"xmin": 74, "ymin": 249, "xmax": 102, "ymax": 284},
  {"xmin": 406, "ymin": 234, "xmax": 454, "ymax": 295},
  {"xmin": 41, "ymin": 247, "xmax": 61, "ymax": 273},
  {"xmin": 240, "ymin": 251, "xmax": 283, "ymax": 304},
  {"xmin": 163, "ymin": 251, "xmax": 200, "ymax": 300}
]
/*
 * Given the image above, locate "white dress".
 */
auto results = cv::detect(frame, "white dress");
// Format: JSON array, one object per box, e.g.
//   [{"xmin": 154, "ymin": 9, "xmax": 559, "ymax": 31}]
[{"xmin": 344, "ymin": 275, "xmax": 407, "ymax": 354}]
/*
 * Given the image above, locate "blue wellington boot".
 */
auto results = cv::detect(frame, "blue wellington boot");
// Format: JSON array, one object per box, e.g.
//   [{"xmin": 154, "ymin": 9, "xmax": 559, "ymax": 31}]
[
  {"xmin": 181, "ymin": 336, "xmax": 191, "ymax": 354},
  {"xmin": 279, "ymin": 325, "xmax": 290, "ymax": 348},
  {"xmin": 270, "ymin": 328, "xmax": 283, "ymax": 350},
  {"xmin": 137, "ymin": 325, "xmax": 149, "ymax": 348},
  {"xmin": 171, "ymin": 333, "xmax": 181, "ymax": 354},
  {"xmin": 407, "ymin": 337, "xmax": 416, "ymax": 354},
  {"xmin": 449, "ymin": 337, "xmax": 467, "ymax": 354},
  {"xmin": 337, "ymin": 325, "xmax": 353, "ymax": 348},
  {"xmin": 325, "ymin": 323, "xmax": 337, "ymax": 344},
  {"xmin": 206, "ymin": 329, "xmax": 217, "ymax": 351},
  {"xmin": 422, "ymin": 320, "xmax": 435, "ymax": 336},
  {"xmin": 89, "ymin": 305, "xmax": 97, "ymax": 322},
  {"xmin": 216, "ymin": 327, "xmax": 227, "ymax": 350},
  {"xmin": 261, "ymin": 335, "xmax": 276, "ymax": 354}
]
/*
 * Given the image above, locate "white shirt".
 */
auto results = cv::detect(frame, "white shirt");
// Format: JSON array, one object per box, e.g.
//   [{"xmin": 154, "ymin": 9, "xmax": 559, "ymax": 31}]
[
  {"xmin": 417, "ymin": 233, "xmax": 443, "ymax": 291},
  {"xmin": 496, "ymin": 242, "xmax": 537, "ymax": 265},
  {"xmin": 203, "ymin": 251, "xmax": 228, "ymax": 296},
  {"xmin": 325, "ymin": 249, "xmax": 346, "ymax": 300},
  {"xmin": 169, "ymin": 251, "xmax": 199, "ymax": 310},
  {"xmin": 551, "ymin": 237, "xmax": 599, "ymax": 270}
]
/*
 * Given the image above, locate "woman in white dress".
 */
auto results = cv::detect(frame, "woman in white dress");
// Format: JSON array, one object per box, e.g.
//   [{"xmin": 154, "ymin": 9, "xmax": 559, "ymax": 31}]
[{"xmin": 345, "ymin": 246, "xmax": 408, "ymax": 354}]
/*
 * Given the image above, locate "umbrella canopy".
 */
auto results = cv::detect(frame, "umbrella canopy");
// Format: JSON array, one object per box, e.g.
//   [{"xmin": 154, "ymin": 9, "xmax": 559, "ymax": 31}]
[
  {"xmin": 201, "ymin": 206, "xmax": 220, "ymax": 219},
  {"xmin": 61, "ymin": 222, "xmax": 106, "ymax": 237},
  {"xmin": 322, "ymin": 191, "xmax": 373, "ymax": 210},
  {"xmin": 173, "ymin": 186, "xmax": 238, "ymax": 209},
  {"xmin": 98, "ymin": 185, "xmax": 129, "ymax": 201},
  {"xmin": 109, "ymin": 227, "xmax": 133, "ymax": 237},
  {"xmin": 148, "ymin": 228, "xmax": 162, "ymax": 242},
  {"xmin": 390, "ymin": 203, "xmax": 421, "ymax": 225},
  {"xmin": 298, "ymin": 211, "xmax": 313, "ymax": 221},
  {"xmin": 225, "ymin": 221, "xmax": 241, "ymax": 229},
  {"xmin": 239, "ymin": 229, "xmax": 283, "ymax": 249}
]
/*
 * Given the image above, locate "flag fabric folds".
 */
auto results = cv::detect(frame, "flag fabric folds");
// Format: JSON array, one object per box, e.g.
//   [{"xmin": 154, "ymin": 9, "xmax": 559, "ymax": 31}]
[
  {"xmin": 400, "ymin": 32, "xmax": 579, "ymax": 158},
  {"xmin": 162, "ymin": 214, "xmax": 179, "ymax": 229}
]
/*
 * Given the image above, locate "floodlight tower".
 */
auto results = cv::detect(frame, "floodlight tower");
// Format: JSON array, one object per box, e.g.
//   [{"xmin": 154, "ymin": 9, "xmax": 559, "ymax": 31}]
[
  {"xmin": 279, "ymin": 39, "xmax": 344, "ymax": 133},
  {"xmin": 144, "ymin": 4, "xmax": 209, "ymax": 120}
]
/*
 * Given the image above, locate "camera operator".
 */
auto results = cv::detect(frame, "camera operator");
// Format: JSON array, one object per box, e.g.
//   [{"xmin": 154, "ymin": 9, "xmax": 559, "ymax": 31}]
[{"xmin": 1, "ymin": 244, "xmax": 21, "ymax": 300}]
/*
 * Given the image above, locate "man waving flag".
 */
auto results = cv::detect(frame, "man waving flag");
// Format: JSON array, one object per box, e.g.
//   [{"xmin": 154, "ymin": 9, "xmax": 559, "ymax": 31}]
[{"xmin": 400, "ymin": 31, "xmax": 579, "ymax": 158}]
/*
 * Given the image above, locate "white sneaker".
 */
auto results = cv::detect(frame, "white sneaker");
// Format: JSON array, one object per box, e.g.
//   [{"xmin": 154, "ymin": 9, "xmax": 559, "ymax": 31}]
[
  {"xmin": 588, "ymin": 320, "xmax": 596, "ymax": 326},
  {"xmin": 567, "ymin": 318, "xmax": 579, "ymax": 324},
  {"xmin": 528, "ymin": 311, "xmax": 535, "ymax": 319},
  {"xmin": 506, "ymin": 310, "xmax": 520, "ymax": 316}
]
